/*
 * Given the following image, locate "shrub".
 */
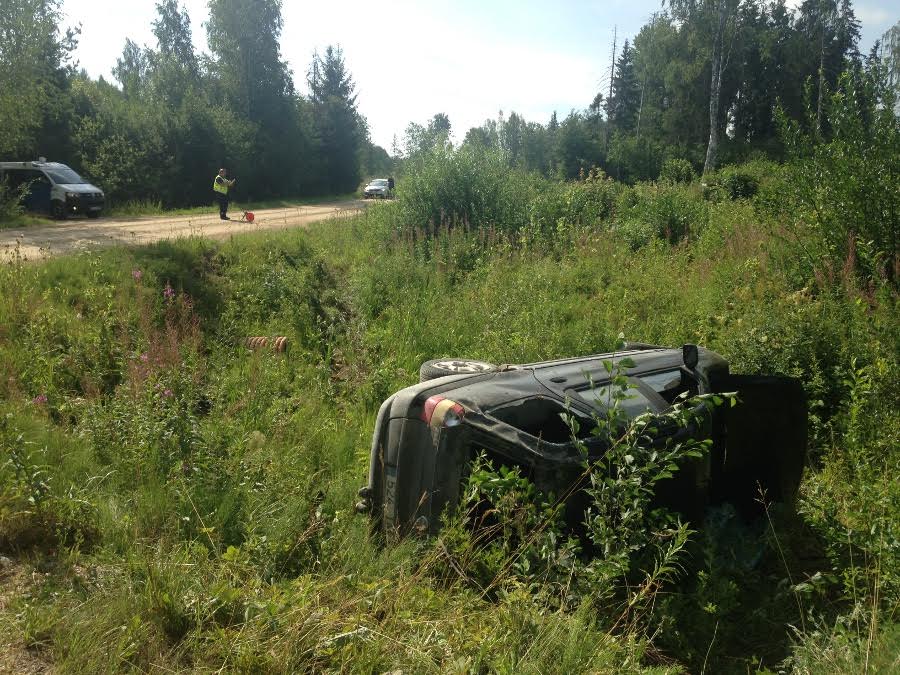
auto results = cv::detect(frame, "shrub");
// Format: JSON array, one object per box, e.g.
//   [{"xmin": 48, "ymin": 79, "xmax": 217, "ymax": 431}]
[
  {"xmin": 0, "ymin": 178, "xmax": 26, "ymax": 226},
  {"xmin": 527, "ymin": 169, "xmax": 620, "ymax": 233},
  {"xmin": 398, "ymin": 146, "xmax": 533, "ymax": 234},
  {"xmin": 435, "ymin": 360, "xmax": 724, "ymax": 620},
  {"xmin": 566, "ymin": 169, "xmax": 620, "ymax": 224},
  {"xmin": 704, "ymin": 166, "xmax": 760, "ymax": 202},
  {"xmin": 606, "ymin": 134, "xmax": 664, "ymax": 183},
  {"xmin": 614, "ymin": 218, "xmax": 657, "ymax": 251},
  {"xmin": 659, "ymin": 158, "xmax": 695, "ymax": 184},
  {"xmin": 769, "ymin": 69, "xmax": 899, "ymax": 284},
  {"xmin": 616, "ymin": 182, "xmax": 709, "ymax": 243}
]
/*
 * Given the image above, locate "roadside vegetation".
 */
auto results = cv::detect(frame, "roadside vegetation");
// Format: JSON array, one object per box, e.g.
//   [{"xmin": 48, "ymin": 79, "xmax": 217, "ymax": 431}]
[
  {"xmin": 4, "ymin": 0, "xmax": 898, "ymax": 226},
  {"xmin": 1, "ymin": 65, "xmax": 897, "ymax": 672}
]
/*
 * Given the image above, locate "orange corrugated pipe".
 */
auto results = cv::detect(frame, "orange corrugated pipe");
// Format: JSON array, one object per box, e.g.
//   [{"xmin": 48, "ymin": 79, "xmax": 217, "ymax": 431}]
[{"xmin": 245, "ymin": 336, "xmax": 288, "ymax": 353}]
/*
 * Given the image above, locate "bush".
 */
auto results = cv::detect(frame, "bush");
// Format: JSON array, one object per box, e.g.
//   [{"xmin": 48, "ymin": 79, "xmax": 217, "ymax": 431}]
[
  {"xmin": 566, "ymin": 169, "xmax": 620, "ymax": 224},
  {"xmin": 606, "ymin": 134, "xmax": 664, "ymax": 183},
  {"xmin": 527, "ymin": 169, "xmax": 620, "ymax": 232},
  {"xmin": 398, "ymin": 146, "xmax": 533, "ymax": 234},
  {"xmin": 659, "ymin": 158, "xmax": 695, "ymax": 184},
  {"xmin": 616, "ymin": 182, "xmax": 709, "ymax": 243},
  {"xmin": 704, "ymin": 166, "xmax": 760, "ymax": 201},
  {"xmin": 767, "ymin": 70, "xmax": 899, "ymax": 284},
  {"xmin": 0, "ymin": 178, "xmax": 26, "ymax": 226},
  {"xmin": 614, "ymin": 218, "xmax": 657, "ymax": 251}
]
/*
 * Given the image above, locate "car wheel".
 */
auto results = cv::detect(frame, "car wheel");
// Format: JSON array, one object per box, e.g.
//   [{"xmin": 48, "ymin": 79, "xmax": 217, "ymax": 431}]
[
  {"xmin": 87, "ymin": 212, "xmax": 101, "ymax": 219},
  {"xmin": 51, "ymin": 202, "xmax": 66, "ymax": 220},
  {"xmin": 419, "ymin": 358, "xmax": 497, "ymax": 382}
]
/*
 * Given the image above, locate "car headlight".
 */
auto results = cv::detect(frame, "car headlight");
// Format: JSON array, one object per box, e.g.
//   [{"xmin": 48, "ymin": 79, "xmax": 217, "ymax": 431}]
[{"xmin": 65, "ymin": 191, "xmax": 77, "ymax": 199}]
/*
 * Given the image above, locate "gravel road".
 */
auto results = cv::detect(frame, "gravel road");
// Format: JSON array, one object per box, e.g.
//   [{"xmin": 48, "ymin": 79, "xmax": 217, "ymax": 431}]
[{"xmin": 0, "ymin": 200, "xmax": 366, "ymax": 261}]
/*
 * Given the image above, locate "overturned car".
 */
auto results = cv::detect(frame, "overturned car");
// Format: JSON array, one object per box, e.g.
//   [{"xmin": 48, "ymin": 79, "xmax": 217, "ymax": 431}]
[{"xmin": 357, "ymin": 344, "xmax": 807, "ymax": 536}]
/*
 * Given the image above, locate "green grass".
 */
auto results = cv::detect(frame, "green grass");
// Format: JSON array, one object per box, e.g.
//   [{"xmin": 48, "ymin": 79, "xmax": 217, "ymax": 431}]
[
  {"xmin": 0, "ymin": 171, "xmax": 896, "ymax": 672},
  {"xmin": 0, "ymin": 212, "xmax": 55, "ymax": 228}
]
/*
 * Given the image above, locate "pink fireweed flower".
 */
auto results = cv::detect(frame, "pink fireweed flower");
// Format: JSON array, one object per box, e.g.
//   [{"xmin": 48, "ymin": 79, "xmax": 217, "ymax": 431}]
[
  {"xmin": 139, "ymin": 353, "xmax": 149, "ymax": 363},
  {"xmin": 32, "ymin": 394, "xmax": 48, "ymax": 405},
  {"xmin": 163, "ymin": 283, "xmax": 175, "ymax": 300},
  {"xmin": 132, "ymin": 269, "xmax": 143, "ymax": 281},
  {"xmin": 163, "ymin": 388, "xmax": 174, "ymax": 398}
]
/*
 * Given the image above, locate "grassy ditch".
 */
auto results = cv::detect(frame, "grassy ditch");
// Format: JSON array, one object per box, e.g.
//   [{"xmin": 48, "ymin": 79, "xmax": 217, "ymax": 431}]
[{"xmin": 0, "ymin": 169, "xmax": 897, "ymax": 672}]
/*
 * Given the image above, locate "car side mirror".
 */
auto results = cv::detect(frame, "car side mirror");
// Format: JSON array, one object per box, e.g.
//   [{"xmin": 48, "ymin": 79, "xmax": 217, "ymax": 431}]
[{"xmin": 683, "ymin": 344, "xmax": 699, "ymax": 370}]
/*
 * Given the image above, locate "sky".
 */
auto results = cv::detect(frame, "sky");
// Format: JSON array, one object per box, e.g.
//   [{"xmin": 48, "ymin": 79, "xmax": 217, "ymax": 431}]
[{"xmin": 61, "ymin": 0, "xmax": 899, "ymax": 150}]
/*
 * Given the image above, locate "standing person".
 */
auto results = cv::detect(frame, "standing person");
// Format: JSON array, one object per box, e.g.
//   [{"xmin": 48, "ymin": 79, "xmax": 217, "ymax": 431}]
[
  {"xmin": 213, "ymin": 168, "xmax": 236, "ymax": 220},
  {"xmin": 387, "ymin": 176, "xmax": 395, "ymax": 198}
]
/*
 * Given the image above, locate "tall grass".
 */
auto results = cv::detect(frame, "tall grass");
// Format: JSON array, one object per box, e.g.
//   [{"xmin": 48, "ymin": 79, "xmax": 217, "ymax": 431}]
[{"xmin": 0, "ymin": 159, "xmax": 897, "ymax": 672}]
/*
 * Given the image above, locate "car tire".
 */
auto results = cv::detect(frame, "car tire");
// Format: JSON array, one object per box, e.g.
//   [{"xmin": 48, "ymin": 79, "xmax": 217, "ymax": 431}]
[
  {"xmin": 87, "ymin": 212, "xmax": 100, "ymax": 219},
  {"xmin": 51, "ymin": 202, "xmax": 66, "ymax": 220},
  {"xmin": 419, "ymin": 358, "xmax": 497, "ymax": 382}
]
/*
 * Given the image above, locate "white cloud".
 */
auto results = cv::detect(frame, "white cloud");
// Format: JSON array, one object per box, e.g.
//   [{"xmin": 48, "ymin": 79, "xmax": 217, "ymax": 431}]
[{"xmin": 854, "ymin": 4, "xmax": 893, "ymax": 27}]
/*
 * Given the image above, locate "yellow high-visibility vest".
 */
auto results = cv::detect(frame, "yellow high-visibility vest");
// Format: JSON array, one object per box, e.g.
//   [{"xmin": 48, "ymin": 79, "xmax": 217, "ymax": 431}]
[{"xmin": 213, "ymin": 175, "xmax": 229, "ymax": 195}]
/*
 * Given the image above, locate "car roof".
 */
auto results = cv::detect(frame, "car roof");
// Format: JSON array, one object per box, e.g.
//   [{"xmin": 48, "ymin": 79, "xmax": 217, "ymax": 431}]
[{"xmin": 0, "ymin": 161, "xmax": 70, "ymax": 170}]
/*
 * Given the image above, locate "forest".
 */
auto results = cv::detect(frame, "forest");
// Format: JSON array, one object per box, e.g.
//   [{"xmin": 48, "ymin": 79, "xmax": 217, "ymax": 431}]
[{"xmin": 0, "ymin": 0, "xmax": 899, "ymax": 673}]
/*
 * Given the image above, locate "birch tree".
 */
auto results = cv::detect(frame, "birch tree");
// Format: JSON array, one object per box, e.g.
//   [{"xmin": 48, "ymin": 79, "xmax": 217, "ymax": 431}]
[{"xmin": 667, "ymin": 0, "xmax": 742, "ymax": 173}]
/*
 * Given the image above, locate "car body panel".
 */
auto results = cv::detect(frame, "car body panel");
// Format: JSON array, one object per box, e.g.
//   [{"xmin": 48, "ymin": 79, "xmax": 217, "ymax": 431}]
[{"xmin": 360, "ymin": 345, "xmax": 806, "ymax": 537}]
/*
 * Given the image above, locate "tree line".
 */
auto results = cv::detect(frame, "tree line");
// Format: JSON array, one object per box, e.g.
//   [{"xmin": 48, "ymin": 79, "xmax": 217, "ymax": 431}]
[
  {"xmin": 0, "ymin": 0, "xmax": 388, "ymax": 207},
  {"xmin": 1, "ymin": 0, "xmax": 897, "ymax": 210},
  {"xmin": 432, "ymin": 0, "xmax": 896, "ymax": 183}
]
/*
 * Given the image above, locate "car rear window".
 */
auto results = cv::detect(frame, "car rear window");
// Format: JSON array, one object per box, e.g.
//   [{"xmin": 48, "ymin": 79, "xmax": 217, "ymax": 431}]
[{"xmin": 488, "ymin": 396, "xmax": 590, "ymax": 443}]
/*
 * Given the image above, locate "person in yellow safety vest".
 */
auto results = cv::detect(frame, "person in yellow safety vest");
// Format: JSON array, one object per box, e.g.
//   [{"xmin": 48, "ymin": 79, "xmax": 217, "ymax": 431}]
[{"xmin": 213, "ymin": 168, "xmax": 236, "ymax": 220}]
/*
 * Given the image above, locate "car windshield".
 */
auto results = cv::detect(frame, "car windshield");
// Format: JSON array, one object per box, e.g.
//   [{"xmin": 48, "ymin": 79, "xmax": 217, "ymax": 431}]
[
  {"xmin": 44, "ymin": 167, "xmax": 86, "ymax": 184},
  {"xmin": 370, "ymin": 179, "xmax": 388, "ymax": 186}
]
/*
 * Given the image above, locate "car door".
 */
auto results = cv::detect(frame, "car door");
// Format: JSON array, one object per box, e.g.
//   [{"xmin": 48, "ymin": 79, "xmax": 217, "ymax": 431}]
[
  {"xmin": 20, "ymin": 170, "xmax": 52, "ymax": 213},
  {"xmin": 709, "ymin": 375, "xmax": 807, "ymax": 513}
]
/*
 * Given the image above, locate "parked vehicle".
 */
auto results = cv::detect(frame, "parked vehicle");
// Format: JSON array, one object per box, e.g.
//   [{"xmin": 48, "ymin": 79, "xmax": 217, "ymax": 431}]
[
  {"xmin": 363, "ymin": 178, "xmax": 391, "ymax": 199},
  {"xmin": 0, "ymin": 160, "xmax": 105, "ymax": 219},
  {"xmin": 357, "ymin": 343, "xmax": 807, "ymax": 536}
]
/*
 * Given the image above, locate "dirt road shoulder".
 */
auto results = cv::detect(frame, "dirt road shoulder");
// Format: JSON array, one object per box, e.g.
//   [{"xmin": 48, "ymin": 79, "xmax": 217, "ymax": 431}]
[{"xmin": 0, "ymin": 200, "xmax": 366, "ymax": 261}]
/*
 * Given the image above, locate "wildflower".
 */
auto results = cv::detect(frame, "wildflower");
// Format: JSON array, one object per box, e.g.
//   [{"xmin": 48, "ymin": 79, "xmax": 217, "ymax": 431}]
[
  {"xmin": 163, "ymin": 388, "xmax": 174, "ymax": 398},
  {"xmin": 140, "ymin": 353, "xmax": 149, "ymax": 363},
  {"xmin": 132, "ymin": 269, "xmax": 143, "ymax": 281},
  {"xmin": 32, "ymin": 394, "xmax": 48, "ymax": 405},
  {"xmin": 163, "ymin": 283, "xmax": 175, "ymax": 300}
]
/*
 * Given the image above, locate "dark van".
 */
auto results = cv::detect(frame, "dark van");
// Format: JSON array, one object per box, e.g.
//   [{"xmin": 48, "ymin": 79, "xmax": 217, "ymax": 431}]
[{"xmin": 0, "ymin": 160, "xmax": 105, "ymax": 219}]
